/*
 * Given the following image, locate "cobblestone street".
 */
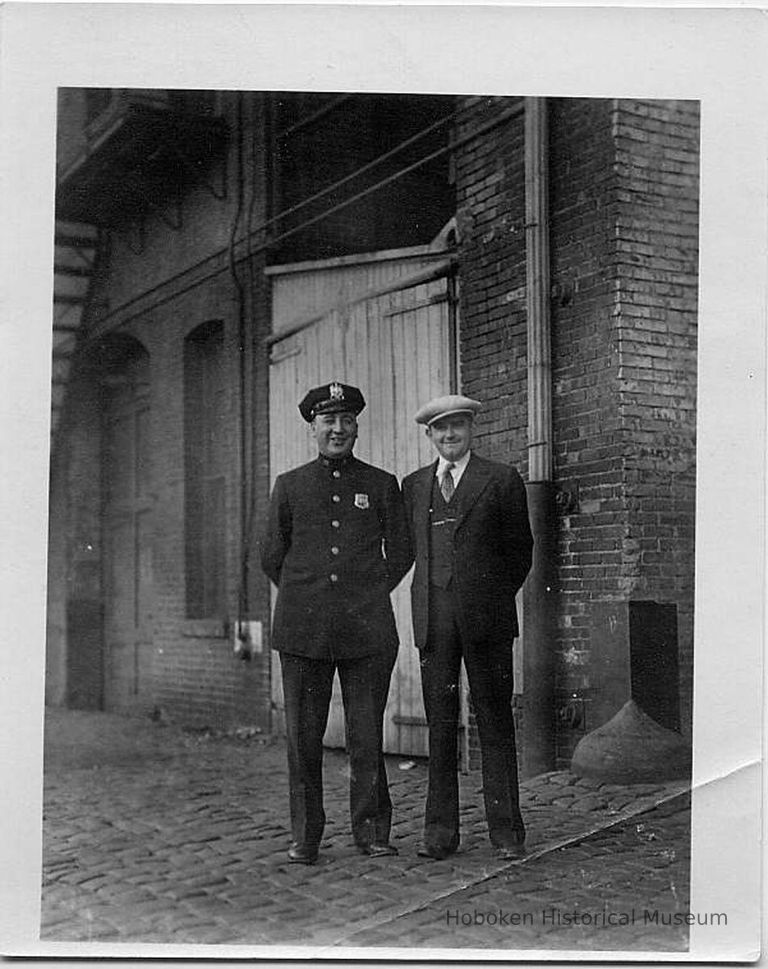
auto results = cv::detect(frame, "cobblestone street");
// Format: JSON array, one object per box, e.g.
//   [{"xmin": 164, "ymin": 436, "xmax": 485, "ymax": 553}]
[{"xmin": 41, "ymin": 708, "xmax": 691, "ymax": 954}]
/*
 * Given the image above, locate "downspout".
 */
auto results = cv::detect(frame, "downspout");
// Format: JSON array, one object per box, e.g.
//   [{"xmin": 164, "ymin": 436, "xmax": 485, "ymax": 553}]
[
  {"xmin": 228, "ymin": 93, "xmax": 250, "ymax": 626},
  {"xmin": 521, "ymin": 97, "xmax": 557, "ymax": 776}
]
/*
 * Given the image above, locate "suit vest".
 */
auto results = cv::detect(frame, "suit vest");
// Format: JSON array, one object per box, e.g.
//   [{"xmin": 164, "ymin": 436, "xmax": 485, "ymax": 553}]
[{"xmin": 429, "ymin": 476, "xmax": 458, "ymax": 588}]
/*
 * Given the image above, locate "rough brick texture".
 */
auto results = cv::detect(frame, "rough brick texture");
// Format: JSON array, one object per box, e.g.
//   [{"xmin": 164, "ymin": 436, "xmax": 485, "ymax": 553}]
[
  {"xmin": 454, "ymin": 97, "xmax": 698, "ymax": 770},
  {"xmin": 613, "ymin": 99, "xmax": 699, "ymax": 741},
  {"xmin": 549, "ymin": 97, "xmax": 629, "ymax": 764},
  {"xmin": 47, "ymin": 93, "xmax": 273, "ymax": 732},
  {"xmin": 454, "ymin": 97, "xmax": 529, "ymax": 478}
]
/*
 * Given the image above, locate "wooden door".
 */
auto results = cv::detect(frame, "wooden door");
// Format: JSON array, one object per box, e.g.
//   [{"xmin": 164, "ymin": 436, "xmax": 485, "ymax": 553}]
[
  {"xmin": 102, "ymin": 350, "xmax": 154, "ymax": 716},
  {"xmin": 269, "ymin": 261, "xmax": 458, "ymax": 756}
]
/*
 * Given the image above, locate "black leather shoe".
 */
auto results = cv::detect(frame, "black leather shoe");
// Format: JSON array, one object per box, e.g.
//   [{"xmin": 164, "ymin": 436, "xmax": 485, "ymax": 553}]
[
  {"xmin": 496, "ymin": 842, "xmax": 526, "ymax": 861},
  {"xmin": 287, "ymin": 842, "xmax": 319, "ymax": 865},
  {"xmin": 493, "ymin": 831, "xmax": 525, "ymax": 861},
  {"xmin": 492, "ymin": 831, "xmax": 526, "ymax": 860},
  {"xmin": 417, "ymin": 842, "xmax": 456, "ymax": 860},
  {"xmin": 358, "ymin": 842, "xmax": 399, "ymax": 857}
]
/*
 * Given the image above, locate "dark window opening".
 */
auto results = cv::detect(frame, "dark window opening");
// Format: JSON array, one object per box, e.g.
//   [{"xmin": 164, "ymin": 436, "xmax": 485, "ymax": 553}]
[{"xmin": 270, "ymin": 92, "xmax": 457, "ymax": 264}]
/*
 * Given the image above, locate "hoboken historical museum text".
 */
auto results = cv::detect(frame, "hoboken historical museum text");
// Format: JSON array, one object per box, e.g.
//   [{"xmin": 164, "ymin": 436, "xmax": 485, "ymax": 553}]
[{"xmin": 445, "ymin": 908, "xmax": 727, "ymax": 928}]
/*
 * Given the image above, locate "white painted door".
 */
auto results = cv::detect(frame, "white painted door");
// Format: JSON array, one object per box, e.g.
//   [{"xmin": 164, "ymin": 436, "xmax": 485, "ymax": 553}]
[{"xmin": 269, "ymin": 258, "xmax": 457, "ymax": 756}]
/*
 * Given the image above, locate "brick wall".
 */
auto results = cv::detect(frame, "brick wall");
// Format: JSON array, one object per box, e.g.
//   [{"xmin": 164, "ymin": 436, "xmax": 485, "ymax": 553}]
[
  {"xmin": 51, "ymin": 264, "xmax": 274, "ymax": 732},
  {"xmin": 48, "ymin": 92, "xmax": 274, "ymax": 733},
  {"xmin": 454, "ymin": 96, "xmax": 698, "ymax": 770},
  {"xmin": 143, "ymin": 261, "xmax": 272, "ymax": 731},
  {"xmin": 454, "ymin": 97, "xmax": 529, "ymax": 472},
  {"xmin": 613, "ymin": 99, "xmax": 699, "ymax": 739},
  {"xmin": 123, "ymin": 274, "xmax": 262, "ymax": 731},
  {"xmin": 548, "ymin": 98, "xmax": 626, "ymax": 763}
]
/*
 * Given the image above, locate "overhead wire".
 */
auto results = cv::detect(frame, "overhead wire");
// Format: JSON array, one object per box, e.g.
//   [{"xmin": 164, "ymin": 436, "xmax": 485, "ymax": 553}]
[
  {"xmin": 255, "ymin": 108, "xmax": 458, "ymax": 241},
  {"xmin": 67, "ymin": 93, "xmax": 523, "ymax": 645},
  {"xmin": 242, "ymin": 96, "xmax": 520, "ymax": 257},
  {"xmin": 90, "ymin": 97, "xmax": 517, "ymax": 331},
  {"xmin": 229, "ymin": 98, "xmax": 522, "ymax": 629},
  {"xmin": 230, "ymin": 97, "xmax": 460, "ymax": 631}
]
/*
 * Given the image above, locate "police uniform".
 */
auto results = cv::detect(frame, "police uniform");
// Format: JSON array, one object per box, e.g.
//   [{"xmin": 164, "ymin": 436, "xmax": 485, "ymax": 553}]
[{"xmin": 260, "ymin": 382, "xmax": 412, "ymax": 863}]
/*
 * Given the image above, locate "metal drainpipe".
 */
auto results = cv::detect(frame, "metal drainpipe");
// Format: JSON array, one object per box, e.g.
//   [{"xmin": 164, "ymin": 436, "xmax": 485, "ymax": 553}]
[
  {"xmin": 521, "ymin": 97, "xmax": 557, "ymax": 776},
  {"xmin": 228, "ymin": 93, "xmax": 249, "ymax": 623}
]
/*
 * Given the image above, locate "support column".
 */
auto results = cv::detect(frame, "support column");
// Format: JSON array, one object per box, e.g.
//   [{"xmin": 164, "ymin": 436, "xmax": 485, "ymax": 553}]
[{"xmin": 521, "ymin": 97, "xmax": 557, "ymax": 777}]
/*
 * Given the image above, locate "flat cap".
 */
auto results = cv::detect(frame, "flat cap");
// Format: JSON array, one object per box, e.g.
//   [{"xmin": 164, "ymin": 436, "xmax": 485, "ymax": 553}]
[
  {"xmin": 299, "ymin": 381, "xmax": 366, "ymax": 423},
  {"xmin": 415, "ymin": 394, "xmax": 482, "ymax": 426}
]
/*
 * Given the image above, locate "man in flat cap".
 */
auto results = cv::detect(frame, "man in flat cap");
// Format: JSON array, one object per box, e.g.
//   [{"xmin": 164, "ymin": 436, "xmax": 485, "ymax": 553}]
[
  {"xmin": 260, "ymin": 381, "xmax": 412, "ymax": 865},
  {"xmin": 402, "ymin": 394, "xmax": 533, "ymax": 861}
]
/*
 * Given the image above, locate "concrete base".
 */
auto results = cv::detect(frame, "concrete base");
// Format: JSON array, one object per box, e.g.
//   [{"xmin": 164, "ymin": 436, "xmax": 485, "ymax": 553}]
[{"xmin": 571, "ymin": 699, "xmax": 691, "ymax": 784}]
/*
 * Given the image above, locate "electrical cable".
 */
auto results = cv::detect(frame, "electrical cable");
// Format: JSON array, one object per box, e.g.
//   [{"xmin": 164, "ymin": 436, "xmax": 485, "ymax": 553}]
[
  {"xmin": 273, "ymin": 93, "xmax": 352, "ymax": 140},
  {"xmin": 228, "ymin": 99, "xmax": 463, "ymax": 636},
  {"xmin": 64, "ymin": 94, "xmax": 523, "ymax": 667},
  {"xmin": 229, "ymin": 102, "xmax": 524, "ymax": 634},
  {"xmin": 254, "ymin": 108, "xmax": 457, "ymax": 240},
  {"xmin": 90, "ymin": 96, "xmax": 515, "ymax": 331}
]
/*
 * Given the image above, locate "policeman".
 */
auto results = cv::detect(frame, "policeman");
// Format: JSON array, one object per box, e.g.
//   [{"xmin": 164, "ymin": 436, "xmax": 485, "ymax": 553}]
[{"xmin": 260, "ymin": 381, "xmax": 413, "ymax": 865}]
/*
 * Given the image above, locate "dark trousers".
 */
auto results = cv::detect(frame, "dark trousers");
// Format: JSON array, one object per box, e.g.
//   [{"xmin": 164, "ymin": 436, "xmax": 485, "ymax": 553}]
[
  {"xmin": 420, "ymin": 584, "xmax": 525, "ymax": 851},
  {"xmin": 280, "ymin": 650, "xmax": 396, "ymax": 849}
]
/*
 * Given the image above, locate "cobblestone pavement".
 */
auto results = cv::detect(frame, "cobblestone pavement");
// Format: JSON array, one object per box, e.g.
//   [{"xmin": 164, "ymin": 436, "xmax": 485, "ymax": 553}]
[
  {"xmin": 41, "ymin": 708, "xmax": 690, "ymax": 953},
  {"xmin": 346, "ymin": 795, "xmax": 691, "ymax": 952}
]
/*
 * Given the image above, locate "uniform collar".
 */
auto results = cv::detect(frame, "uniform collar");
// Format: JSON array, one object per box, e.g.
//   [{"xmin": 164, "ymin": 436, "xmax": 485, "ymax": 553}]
[{"xmin": 317, "ymin": 453, "xmax": 355, "ymax": 472}]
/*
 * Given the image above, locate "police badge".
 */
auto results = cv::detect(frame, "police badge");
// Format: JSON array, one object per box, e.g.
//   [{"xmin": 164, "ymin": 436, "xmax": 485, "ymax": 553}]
[
  {"xmin": 354, "ymin": 493, "xmax": 370, "ymax": 509},
  {"xmin": 329, "ymin": 382, "xmax": 345, "ymax": 401}
]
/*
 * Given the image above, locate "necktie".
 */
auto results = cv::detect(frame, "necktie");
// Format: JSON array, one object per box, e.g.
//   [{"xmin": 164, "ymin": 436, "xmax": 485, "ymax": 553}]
[{"xmin": 441, "ymin": 463, "xmax": 456, "ymax": 503}]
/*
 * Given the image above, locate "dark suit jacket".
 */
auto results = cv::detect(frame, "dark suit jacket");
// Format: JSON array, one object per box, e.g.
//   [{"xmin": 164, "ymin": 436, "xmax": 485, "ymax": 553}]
[
  {"xmin": 260, "ymin": 455, "xmax": 413, "ymax": 660},
  {"xmin": 402, "ymin": 453, "xmax": 533, "ymax": 650}
]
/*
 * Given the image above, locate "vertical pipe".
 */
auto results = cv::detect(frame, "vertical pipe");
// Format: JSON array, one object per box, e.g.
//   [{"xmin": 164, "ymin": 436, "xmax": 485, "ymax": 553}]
[
  {"xmin": 525, "ymin": 98, "xmax": 552, "ymax": 485},
  {"xmin": 228, "ymin": 93, "xmax": 249, "ymax": 619},
  {"xmin": 447, "ymin": 268, "xmax": 459, "ymax": 394},
  {"xmin": 521, "ymin": 97, "xmax": 557, "ymax": 776}
]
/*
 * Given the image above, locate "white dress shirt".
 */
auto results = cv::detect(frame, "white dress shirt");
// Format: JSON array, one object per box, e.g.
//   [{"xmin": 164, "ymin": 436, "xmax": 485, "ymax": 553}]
[{"xmin": 435, "ymin": 450, "xmax": 472, "ymax": 491}]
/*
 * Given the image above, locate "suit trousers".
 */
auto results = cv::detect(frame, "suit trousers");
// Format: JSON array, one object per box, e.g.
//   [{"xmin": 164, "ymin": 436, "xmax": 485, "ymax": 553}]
[
  {"xmin": 420, "ymin": 583, "xmax": 525, "ymax": 851},
  {"xmin": 280, "ymin": 650, "xmax": 396, "ymax": 849}
]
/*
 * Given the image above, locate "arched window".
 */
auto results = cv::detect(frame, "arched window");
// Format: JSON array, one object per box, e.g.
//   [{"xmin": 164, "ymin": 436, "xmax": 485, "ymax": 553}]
[{"xmin": 184, "ymin": 321, "xmax": 227, "ymax": 618}]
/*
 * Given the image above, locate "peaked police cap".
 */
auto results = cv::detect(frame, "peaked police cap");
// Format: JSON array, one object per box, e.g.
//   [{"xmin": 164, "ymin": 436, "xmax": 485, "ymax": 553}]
[{"xmin": 299, "ymin": 382, "xmax": 366, "ymax": 423}]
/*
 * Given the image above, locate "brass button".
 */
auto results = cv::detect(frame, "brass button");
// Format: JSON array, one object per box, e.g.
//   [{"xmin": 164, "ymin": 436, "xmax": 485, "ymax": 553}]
[
  {"xmin": 331, "ymin": 546, "xmax": 339, "ymax": 555},
  {"xmin": 331, "ymin": 520, "xmax": 340, "ymax": 528},
  {"xmin": 332, "ymin": 494, "xmax": 341, "ymax": 503},
  {"xmin": 330, "ymin": 573, "xmax": 338, "ymax": 583},
  {"xmin": 332, "ymin": 470, "xmax": 341, "ymax": 478}
]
